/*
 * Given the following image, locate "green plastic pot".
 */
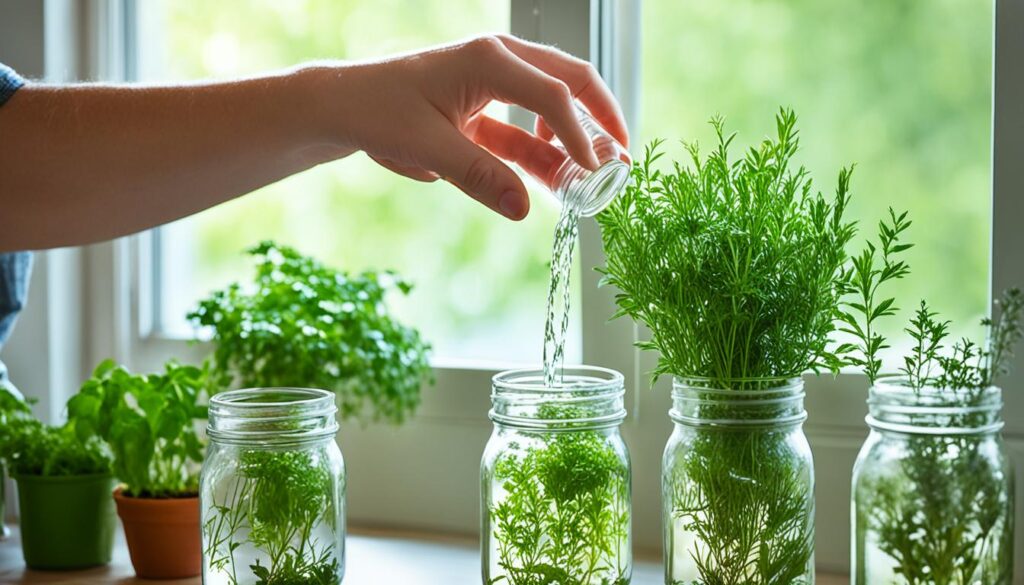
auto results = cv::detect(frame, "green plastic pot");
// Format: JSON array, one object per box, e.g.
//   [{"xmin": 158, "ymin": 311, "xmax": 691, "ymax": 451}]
[{"xmin": 14, "ymin": 473, "xmax": 116, "ymax": 569}]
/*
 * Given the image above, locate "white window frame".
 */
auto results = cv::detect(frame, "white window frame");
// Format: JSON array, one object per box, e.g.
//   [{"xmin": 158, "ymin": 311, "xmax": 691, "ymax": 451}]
[{"xmin": 2, "ymin": 0, "xmax": 1019, "ymax": 575}]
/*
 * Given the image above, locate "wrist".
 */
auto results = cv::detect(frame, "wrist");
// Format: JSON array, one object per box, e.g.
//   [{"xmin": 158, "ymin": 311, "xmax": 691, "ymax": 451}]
[{"xmin": 290, "ymin": 63, "xmax": 359, "ymax": 161}]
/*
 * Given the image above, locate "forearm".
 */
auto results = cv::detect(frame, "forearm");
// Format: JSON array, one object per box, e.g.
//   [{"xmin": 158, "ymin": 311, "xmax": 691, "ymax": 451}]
[{"xmin": 0, "ymin": 67, "xmax": 344, "ymax": 251}]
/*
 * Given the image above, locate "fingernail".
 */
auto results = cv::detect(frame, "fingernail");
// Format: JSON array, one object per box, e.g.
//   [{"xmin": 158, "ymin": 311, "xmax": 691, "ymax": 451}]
[{"xmin": 498, "ymin": 190, "xmax": 526, "ymax": 220}]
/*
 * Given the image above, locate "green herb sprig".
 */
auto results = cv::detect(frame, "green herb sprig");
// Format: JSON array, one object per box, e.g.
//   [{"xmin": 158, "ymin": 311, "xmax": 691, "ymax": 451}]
[
  {"xmin": 598, "ymin": 109, "xmax": 855, "ymax": 387},
  {"xmin": 203, "ymin": 450, "xmax": 341, "ymax": 585},
  {"xmin": 841, "ymin": 215, "xmax": 1021, "ymax": 583},
  {"xmin": 489, "ymin": 425, "xmax": 629, "ymax": 585},
  {"xmin": 189, "ymin": 241, "xmax": 432, "ymax": 424},
  {"xmin": 834, "ymin": 209, "xmax": 913, "ymax": 384},
  {"xmin": 68, "ymin": 359, "xmax": 210, "ymax": 498},
  {"xmin": 600, "ymin": 110, "xmax": 847, "ymax": 583},
  {"xmin": 858, "ymin": 431, "xmax": 1013, "ymax": 585},
  {"xmin": 856, "ymin": 290, "xmax": 1020, "ymax": 583},
  {"xmin": 669, "ymin": 430, "xmax": 813, "ymax": 585}
]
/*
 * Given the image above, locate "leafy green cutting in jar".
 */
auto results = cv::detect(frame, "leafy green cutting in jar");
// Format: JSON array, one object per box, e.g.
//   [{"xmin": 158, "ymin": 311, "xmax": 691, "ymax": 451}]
[
  {"xmin": 203, "ymin": 450, "xmax": 340, "ymax": 585},
  {"xmin": 842, "ymin": 209, "xmax": 1021, "ymax": 585},
  {"xmin": 488, "ymin": 404, "xmax": 630, "ymax": 585},
  {"xmin": 599, "ymin": 109, "xmax": 855, "ymax": 584}
]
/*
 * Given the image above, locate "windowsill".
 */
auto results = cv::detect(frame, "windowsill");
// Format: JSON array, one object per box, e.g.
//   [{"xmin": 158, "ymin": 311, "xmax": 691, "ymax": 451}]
[{"xmin": 0, "ymin": 525, "xmax": 849, "ymax": 584}]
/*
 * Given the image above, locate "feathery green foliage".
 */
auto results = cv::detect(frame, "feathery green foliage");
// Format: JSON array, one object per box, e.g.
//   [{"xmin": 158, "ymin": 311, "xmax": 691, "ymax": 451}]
[
  {"xmin": 598, "ymin": 109, "xmax": 855, "ymax": 387},
  {"xmin": 668, "ymin": 428, "xmax": 813, "ymax": 585},
  {"xmin": 856, "ymin": 431, "xmax": 1013, "ymax": 585},
  {"xmin": 203, "ymin": 450, "xmax": 341, "ymax": 585},
  {"xmin": 841, "ymin": 209, "xmax": 1019, "ymax": 583},
  {"xmin": 841, "ymin": 208, "xmax": 1023, "ymax": 393},
  {"xmin": 488, "ymin": 406, "xmax": 630, "ymax": 585},
  {"xmin": 599, "ymin": 110, "xmax": 842, "ymax": 584},
  {"xmin": 189, "ymin": 241, "xmax": 432, "ymax": 424},
  {"xmin": 68, "ymin": 359, "xmax": 210, "ymax": 497},
  {"xmin": 851, "ymin": 289, "xmax": 1021, "ymax": 584},
  {"xmin": 834, "ymin": 210, "xmax": 913, "ymax": 383}
]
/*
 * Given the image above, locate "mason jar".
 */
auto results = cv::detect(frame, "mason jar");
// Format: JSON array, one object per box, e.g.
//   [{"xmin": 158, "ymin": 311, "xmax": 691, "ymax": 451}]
[
  {"xmin": 528, "ymin": 104, "xmax": 631, "ymax": 217},
  {"xmin": 663, "ymin": 377, "xmax": 815, "ymax": 584},
  {"xmin": 481, "ymin": 366, "xmax": 632, "ymax": 585},
  {"xmin": 852, "ymin": 381, "xmax": 1014, "ymax": 584},
  {"xmin": 201, "ymin": 388, "xmax": 345, "ymax": 585}
]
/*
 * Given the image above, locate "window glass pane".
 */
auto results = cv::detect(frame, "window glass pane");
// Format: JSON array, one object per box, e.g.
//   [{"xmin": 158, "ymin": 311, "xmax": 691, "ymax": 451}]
[
  {"xmin": 641, "ymin": 0, "xmax": 993, "ymax": 358},
  {"xmin": 139, "ymin": 0, "xmax": 581, "ymax": 367}
]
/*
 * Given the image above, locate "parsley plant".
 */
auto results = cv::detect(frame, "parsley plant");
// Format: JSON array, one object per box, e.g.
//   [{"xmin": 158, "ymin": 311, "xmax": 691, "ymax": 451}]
[{"xmin": 189, "ymin": 242, "xmax": 432, "ymax": 424}]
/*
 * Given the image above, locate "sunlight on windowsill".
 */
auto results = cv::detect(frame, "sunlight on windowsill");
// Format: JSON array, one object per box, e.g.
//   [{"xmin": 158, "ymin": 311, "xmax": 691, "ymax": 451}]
[{"xmin": 0, "ymin": 524, "xmax": 848, "ymax": 584}]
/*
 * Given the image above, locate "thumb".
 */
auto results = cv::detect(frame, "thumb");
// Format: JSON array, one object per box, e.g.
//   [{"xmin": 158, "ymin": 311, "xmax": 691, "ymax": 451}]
[{"xmin": 424, "ymin": 125, "xmax": 531, "ymax": 221}]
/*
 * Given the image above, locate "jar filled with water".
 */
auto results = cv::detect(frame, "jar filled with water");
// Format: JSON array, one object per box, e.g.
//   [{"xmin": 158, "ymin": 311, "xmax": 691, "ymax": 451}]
[
  {"xmin": 200, "ymin": 388, "xmax": 345, "ymax": 585},
  {"xmin": 481, "ymin": 366, "xmax": 632, "ymax": 585}
]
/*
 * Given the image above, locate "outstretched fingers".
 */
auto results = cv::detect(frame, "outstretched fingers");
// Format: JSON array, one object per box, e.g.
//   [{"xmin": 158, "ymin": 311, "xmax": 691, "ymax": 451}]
[
  {"xmin": 468, "ymin": 114, "xmax": 566, "ymax": 189},
  {"xmin": 494, "ymin": 34, "xmax": 629, "ymax": 148},
  {"xmin": 467, "ymin": 36, "xmax": 599, "ymax": 171}
]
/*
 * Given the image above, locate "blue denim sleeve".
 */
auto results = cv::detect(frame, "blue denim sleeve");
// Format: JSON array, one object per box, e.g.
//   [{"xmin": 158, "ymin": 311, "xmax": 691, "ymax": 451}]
[
  {"xmin": 0, "ymin": 253, "xmax": 33, "ymax": 351},
  {"xmin": 0, "ymin": 64, "xmax": 30, "ymax": 377},
  {"xmin": 0, "ymin": 62, "xmax": 25, "ymax": 107}
]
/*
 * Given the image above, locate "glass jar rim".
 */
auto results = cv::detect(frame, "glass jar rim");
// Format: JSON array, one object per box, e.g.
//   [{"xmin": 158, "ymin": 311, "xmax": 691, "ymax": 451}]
[
  {"xmin": 208, "ymin": 387, "xmax": 339, "ymax": 444},
  {"xmin": 490, "ymin": 366, "xmax": 626, "ymax": 430},
  {"xmin": 554, "ymin": 158, "xmax": 631, "ymax": 217},
  {"xmin": 211, "ymin": 386, "xmax": 334, "ymax": 407},
  {"xmin": 493, "ymin": 365, "xmax": 624, "ymax": 394},
  {"xmin": 870, "ymin": 378, "xmax": 1001, "ymax": 402},
  {"xmin": 672, "ymin": 375, "xmax": 803, "ymax": 393},
  {"xmin": 867, "ymin": 379, "xmax": 1003, "ymax": 435},
  {"xmin": 670, "ymin": 376, "xmax": 806, "ymax": 427}
]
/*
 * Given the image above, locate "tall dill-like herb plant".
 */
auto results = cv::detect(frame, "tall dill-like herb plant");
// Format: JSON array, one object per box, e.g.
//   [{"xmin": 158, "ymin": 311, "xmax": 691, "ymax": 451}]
[
  {"xmin": 598, "ymin": 109, "xmax": 855, "ymax": 584},
  {"xmin": 599, "ymin": 110, "xmax": 854, "ymax": 386}
]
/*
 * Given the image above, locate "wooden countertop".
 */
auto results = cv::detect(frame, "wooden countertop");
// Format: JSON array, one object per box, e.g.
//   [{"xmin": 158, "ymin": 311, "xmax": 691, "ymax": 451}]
[{"xmin": 1, "ymin": 525, "xmax": 848, "ymax": 584}]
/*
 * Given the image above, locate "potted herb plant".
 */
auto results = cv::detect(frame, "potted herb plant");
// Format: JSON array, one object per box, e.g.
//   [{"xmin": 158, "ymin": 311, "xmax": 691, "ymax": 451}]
[
  {"xmin": 598, "ymin": 110, "xmax": 855, "ymax": 583},
  {"xmin": 0, "ymin": 416, "xmax": 114, "ymax": 569},
  {"xmin": 189, "ymin": 241, "xmax": 433, "ymax": 423},
  {"xmin": 842, "ymin": 222, "xmax": 1020, "ymax": 583},
  {"xmin": 68, "ymin": 359, "xmax": 211, "ymax": 579}
]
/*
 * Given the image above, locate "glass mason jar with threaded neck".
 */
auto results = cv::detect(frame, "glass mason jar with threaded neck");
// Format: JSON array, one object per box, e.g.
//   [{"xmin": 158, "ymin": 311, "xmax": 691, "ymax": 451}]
[
  {"xmin": 852, "ymin": 381, "xmax": 1014, "ymax": 584},
  {"xmin": 200, "ymin": 388, "xmax": 345, "ymax": 585},
  {"xmin": 533, "ymin": 104, "xmax": 631, "ymax": 217},
  {"xmin": 481, "ymin": 366, "xmax": 632, "ymax": 585},
  {"xmin": 663, "ymin": 377, "xmax": 815, "ymax": 585}
]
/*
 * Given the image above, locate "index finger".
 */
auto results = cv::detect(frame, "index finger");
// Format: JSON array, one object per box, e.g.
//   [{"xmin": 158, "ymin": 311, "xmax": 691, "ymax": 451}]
[{"xmin": 494, "ymin": 34, "xmax": 630, "ymax": 148}]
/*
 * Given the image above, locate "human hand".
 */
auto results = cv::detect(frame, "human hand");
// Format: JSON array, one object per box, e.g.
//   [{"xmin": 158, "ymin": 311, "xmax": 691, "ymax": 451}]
[{"xmin": 308, "ymin": 34, "xmax": 630, "ymax": 220}]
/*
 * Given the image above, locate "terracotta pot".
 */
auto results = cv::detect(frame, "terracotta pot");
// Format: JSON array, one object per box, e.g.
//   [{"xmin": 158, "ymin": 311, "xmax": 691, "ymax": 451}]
[{"xmin": 113, "ymin": 487, "xmax": 201, "ymax": 579}]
